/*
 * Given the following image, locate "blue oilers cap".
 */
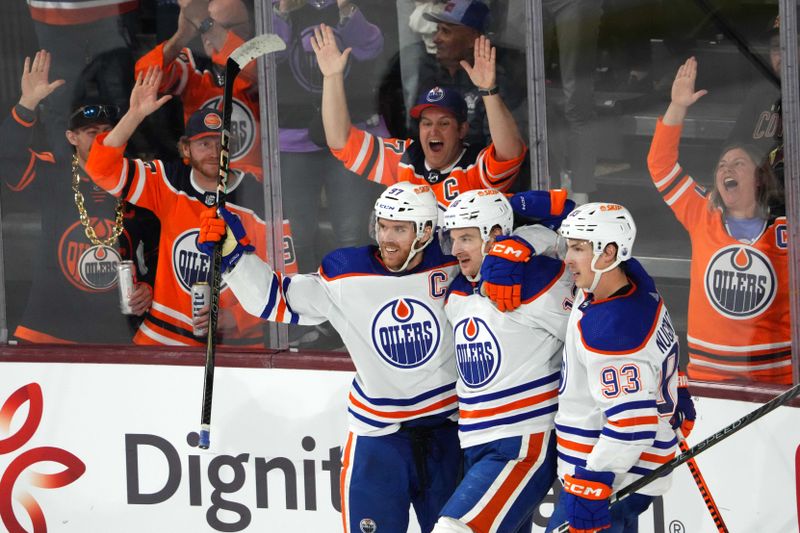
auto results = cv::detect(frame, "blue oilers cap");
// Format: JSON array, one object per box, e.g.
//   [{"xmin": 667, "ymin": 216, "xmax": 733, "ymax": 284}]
[{"xmin": 410, "ymin": 86, "xmax": 468, "ymax": 123}]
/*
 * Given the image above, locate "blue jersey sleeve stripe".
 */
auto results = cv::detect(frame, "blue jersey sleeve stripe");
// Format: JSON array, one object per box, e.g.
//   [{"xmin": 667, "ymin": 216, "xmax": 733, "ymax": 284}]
[
  {"xmin": 557, "ymin": 451, "xmax": 587, "ymax": 468},
  {"xmin": 651, "ymin": 437, "xmax": 679, "ymax": 449},
  {"xmin": 259, "ymin": 275, "xmax": 281, "ymax": 319},
  {"xmin": 605, "ymin": 400, "xmax": 657, "ymax": 417},
  {"xmin": 601, "ymin": 427, "xmax": 657, "ymax": 442},
  {"xmin": 352, "ymin": 379, "xmax": 456, "ymax": 406},
  {"xmin": 555, "ymin": 423, "xmax": 602, "ymax": 439},
  {"xmin": 458, "ymin": 403, "xmax": 558, "ymax": 431},
  {"xmin": 458, "ymin": 371, "xmax": 560, "ymax": 404},
  {"xmin": 347, "ymin": 408, "xmax": 392, "ymax": 428},
  {"xmin": 628, "ymin": 465, "xmax": 654, "ymax": 477}
]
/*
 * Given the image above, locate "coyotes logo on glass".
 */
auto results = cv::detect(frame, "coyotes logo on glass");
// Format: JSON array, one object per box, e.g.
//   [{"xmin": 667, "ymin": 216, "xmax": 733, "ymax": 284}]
[
  {"xmin": 371, "ymin": 298, "xmax": 440, "ymax": 369},
  {"xmin": 0, "ymin": 384, "xmax": 85, "ymax": 532},
  {"xmin": 703, "ymin": 245, "xmax": 777, "ymax": 319},
  {"xmin": 58, "ymin": 218, "xmax": 126, "ymax": 292},
  {"xmin": 453, "ymin": 317, "xmax": 501, "ymax": 388}
]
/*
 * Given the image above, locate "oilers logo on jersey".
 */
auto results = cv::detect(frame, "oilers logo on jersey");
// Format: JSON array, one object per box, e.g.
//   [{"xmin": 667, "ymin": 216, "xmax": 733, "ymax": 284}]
[
  {"xmin": 371, "ymin": 298, "xmax": 440, "ymax": 369},
  {"xmin": 59, "ymin": 218, "xmax": 127, "ymax": 292},
  {"xmin": 173, "ymin": 229, "xmax": 212, "ymax": 293},
  {"xmin": 453, "ymin": 317, "xmax": 502, "ymax": 388},
  {"xmin": 703, "ymin": 244, "xmax": 777, "ymax": 319}
]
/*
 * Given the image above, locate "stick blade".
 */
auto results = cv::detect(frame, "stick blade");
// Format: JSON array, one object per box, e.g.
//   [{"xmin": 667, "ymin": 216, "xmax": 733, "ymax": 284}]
[{"xmin": 230, "ymin": 33, "xmax": 286, "ymax": 68}]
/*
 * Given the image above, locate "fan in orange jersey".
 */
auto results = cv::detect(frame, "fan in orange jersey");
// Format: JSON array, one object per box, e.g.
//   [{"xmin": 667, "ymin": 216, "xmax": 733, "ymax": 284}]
[
  {"xmin": 648, "ymin": 57, "xmax": 790, "ymax": 385},
  {"xmin": 135, "ymin": 0, "xmax": 262, "ymax": 177},
  {"xmin": 86, "ymin": 67, "xmax": 294, "ymax": 347},
  {"xmin": 313, "ymin": 24, "xmax": 526, "ymax": 213}
]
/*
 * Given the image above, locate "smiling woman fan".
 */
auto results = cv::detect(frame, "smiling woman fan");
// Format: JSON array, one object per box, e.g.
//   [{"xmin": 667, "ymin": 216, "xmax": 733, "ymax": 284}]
[{"xmin": 647, "ymin": 56, "xmax": 790, "ymax": 386}]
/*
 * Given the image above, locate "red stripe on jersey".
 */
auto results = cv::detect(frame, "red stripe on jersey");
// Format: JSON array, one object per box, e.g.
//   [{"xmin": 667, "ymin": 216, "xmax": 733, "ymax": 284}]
[
  {"xmin": 607, "ymin": 416, "xmax": 658, "ymax": 428},
  {"xmin": 466, "ymin": 433, "xmax": 544, "ymax": 531},
  {"xmin": 348, "ymin": 392, "xmax": 457, "ymax": 419},
  {"xmin": 14, "ymin": 325, "xmax": 76, "ymax": 344},
  {"xmin": 459, "ymin": 389, "xmax": 558, "ymax": 419},
  {"xmin": 557, "ymin": 436, "xmax": 594, "ymax": 454}
]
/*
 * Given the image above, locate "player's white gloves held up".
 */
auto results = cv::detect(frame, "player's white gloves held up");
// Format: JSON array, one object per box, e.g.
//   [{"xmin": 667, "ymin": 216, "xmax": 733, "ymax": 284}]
[
  {"xmin": 562, "ymin": 466, "xmax": 615, "ymax": 533},
  {"xmin": 480, "ymin": 235, "xmax": 533, "ymax": 312},
  {"xmin": 198, "ymin": 206, "xmax": 255, "ymax": 273},
  {"xmin": 670, "ymin": 371, "xmax": 696, "ymax": 439}
]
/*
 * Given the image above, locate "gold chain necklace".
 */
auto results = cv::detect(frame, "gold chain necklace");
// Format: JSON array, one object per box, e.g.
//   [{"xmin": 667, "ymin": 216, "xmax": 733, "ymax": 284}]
[{"xmin": 72, "ymin": 153, "xmax": 125, "ymax": 247}]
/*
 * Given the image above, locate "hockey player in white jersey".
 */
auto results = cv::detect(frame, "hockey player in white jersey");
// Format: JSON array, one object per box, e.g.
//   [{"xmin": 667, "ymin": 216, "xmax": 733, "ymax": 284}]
[
  {"xmin": 433, "ymin": 189, "xmax": 573, "ymax": 533},
  {"xmin": 198, "ymin": 182, "xmax": 462, "ymax": 533},
  {"xmin": 545, "ymin": 203, "xmax": 680, "ymax": 533}
]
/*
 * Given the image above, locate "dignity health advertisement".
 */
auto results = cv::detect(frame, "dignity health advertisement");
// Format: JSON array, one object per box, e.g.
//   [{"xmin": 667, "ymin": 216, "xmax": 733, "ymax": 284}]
[{"xmin": 0, "ymin": 362, "xmax": 797, "ymax": 532}]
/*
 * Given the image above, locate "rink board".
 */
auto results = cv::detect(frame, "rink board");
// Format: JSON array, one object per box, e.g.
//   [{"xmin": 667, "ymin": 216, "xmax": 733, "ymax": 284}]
[{"xmin": 0, "ymin": 362, "xmax": 797, "ymax": 532}]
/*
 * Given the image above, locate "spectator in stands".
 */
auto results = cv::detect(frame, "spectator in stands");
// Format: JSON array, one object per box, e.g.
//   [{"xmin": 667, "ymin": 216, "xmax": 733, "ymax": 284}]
[
  {"xmin": 24, "ymin": 0, "xmax": 139, "ymax": 150},
  {"xmin": 86, "ymin": 67, "xmax": 273, "ymax": 347},
  {"xmin": 314, "ymin": 23, "xmax": 526, "ymax": 214},
  {"xmin": 271, "ymin": 0, "xmax": 387, "ymax": 274},
  {"xmin": 0, "ymin": 50, "xmax": 157, "ymax": 344},
  {"xmin": 398, "ymin": 0, "xmax": 526, "ymax": 148},
  {"xmin": 648, "ymin": 57, "xmax": 790, "ymax": 385},
  {"xmin": 542, "ymin": 0, "xmax": 602, "ymax": 204},
  {"xmin": 135, "ymin": 0, "xmax": 263, "ymax": 176}
]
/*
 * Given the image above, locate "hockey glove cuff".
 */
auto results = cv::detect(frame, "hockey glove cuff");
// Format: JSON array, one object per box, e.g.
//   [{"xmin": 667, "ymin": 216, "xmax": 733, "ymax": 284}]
[
  {"xmin": 509, "ymin": 189, "xmax": 575, "ymax": 230},
  {"xmin": 562, "ymin": 467, "xmax": 615, "ymax": 533},
  {"xmin": 480, "ymin": 235, "xmax": 532, "ymax": 311},
  {"xmin": 198, "ymin": 206, "xmax": 255, "ymax": 273},
  {"xmin": 670, "ymin": 372, "xmax": 696, "ymax": 439}
]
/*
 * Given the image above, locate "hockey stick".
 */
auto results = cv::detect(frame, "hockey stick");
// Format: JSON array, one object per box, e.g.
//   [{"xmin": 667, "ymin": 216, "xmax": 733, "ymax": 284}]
[
  {"xmin": 679, "ymin": 438, "xmax": 729, "ymax": 532},
  {"xmin": 198, "ymin": 33, "xmax": 286, "ymax": 450},
  {"xmin": 554, "ymin": 382, "xmax": 800, "ymax": 532}
]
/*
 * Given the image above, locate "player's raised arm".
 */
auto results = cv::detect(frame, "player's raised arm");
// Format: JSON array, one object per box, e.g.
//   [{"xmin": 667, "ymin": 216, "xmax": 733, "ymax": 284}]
[
  {"xmin": 102, "ymin": 67, "xmax": 172, "ymax": 148},
  {"xmin": 311, "ymin": 23, "xmax": 353, "ymax": 151},
  {"xmin": 461, "ymin": 36, "xmax": 525, "ymax": 161}
]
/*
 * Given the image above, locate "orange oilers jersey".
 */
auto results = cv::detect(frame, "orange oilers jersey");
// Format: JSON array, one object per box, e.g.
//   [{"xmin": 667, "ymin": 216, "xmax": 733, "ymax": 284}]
[
  {"xmin": 86, "ymin": 132, "xmax": 292, "ymax": 347},
  {"xmin": 135, "ymin": 34, "xmax": 262, "ymax": 178},
  {"xmin": 648, "ymin": 119, "xmax": 791, "ymax": 385},
  {"xmin": 330, "ymin": 126, "xmax": 525, "ymax": 214}
]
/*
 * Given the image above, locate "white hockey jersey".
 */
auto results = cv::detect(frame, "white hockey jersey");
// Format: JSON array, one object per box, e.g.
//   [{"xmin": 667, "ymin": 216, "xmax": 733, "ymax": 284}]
[
  {"xmin": 445, "ymin": 253, "xmax": 573, "ymax": 448},
  {"xmin": 555, "ymin": 259, "xmax": 679, "ymax": 496},
  {"xmin": 225, "ymin": 241, "xmax": 461, "ymax": 436}
]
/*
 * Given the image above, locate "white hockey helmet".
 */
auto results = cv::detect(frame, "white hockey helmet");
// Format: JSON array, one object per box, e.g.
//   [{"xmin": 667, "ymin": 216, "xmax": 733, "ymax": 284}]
[
  {"xmin": 442, "ymin": 189, "xmax": 513, "ymax": 241},
  {"xmin": 373, "ymin": 182, "xmax": 439, "ymax": 271},
  {"xmin": 559, "ymin": 202, "xmax": 636, "ymax": 289}
]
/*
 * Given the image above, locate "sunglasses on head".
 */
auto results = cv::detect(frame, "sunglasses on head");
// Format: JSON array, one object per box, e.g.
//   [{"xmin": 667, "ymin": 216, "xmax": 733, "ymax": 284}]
[{"xmin": 69, "ymin": 105, "xmax": 120, "ymax": 122}]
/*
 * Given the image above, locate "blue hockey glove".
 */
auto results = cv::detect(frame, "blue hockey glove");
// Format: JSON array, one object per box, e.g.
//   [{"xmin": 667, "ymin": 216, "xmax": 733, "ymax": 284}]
[
  {"xmin": 562, "ymin": 466, "xmax": 615, "ymax": 533},
  {"xmin": 480, "ymin": 235, "xmax": 532, "ymax": 312},
  {"xmin": 670, "ymin": 372, "xmax": 696, "ymax": 439},
  {"xmin": 509, "ymin": 189, "xmax": 575, "ymax": 230},
  {"xmin": 198, "ymin": 206, "xmax": 254, "ymax": 273}
]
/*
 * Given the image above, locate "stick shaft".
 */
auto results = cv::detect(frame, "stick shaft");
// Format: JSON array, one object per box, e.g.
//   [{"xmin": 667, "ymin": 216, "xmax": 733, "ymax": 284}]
[
  {"xmin": 198, "ymin": 58, "xmax": 240, "ymax": 450},
  {"xmin": 680, "ymin": 439, "xmax": 729, "ymax": 532}
]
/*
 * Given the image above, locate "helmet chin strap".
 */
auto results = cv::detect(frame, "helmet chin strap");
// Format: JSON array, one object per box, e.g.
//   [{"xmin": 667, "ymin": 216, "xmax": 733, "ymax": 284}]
[
  {"xmin": 385, "ymin": 235, "xmax": 432, "ymax": 273},
  {"xmin": 588, "ymin": 254, "xmax": 621, "ymax": 293},
  {"xmin": 466, "ymin": 238, "xmax": 493, "ymax": 283}
]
